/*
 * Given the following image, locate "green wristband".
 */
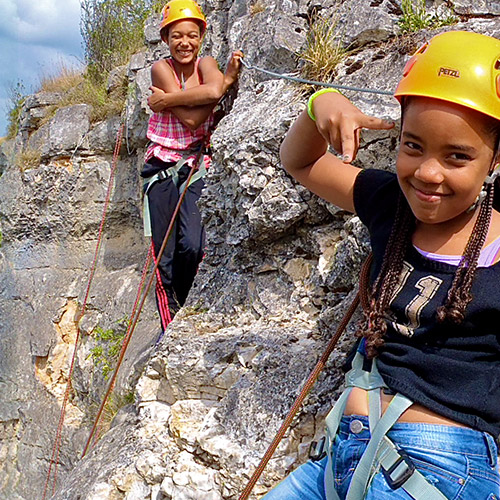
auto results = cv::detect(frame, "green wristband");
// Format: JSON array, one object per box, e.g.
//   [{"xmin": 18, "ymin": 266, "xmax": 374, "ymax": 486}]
[{"xmin": 307, "ymin": 88, "xmax": 340, "ymax": 121}]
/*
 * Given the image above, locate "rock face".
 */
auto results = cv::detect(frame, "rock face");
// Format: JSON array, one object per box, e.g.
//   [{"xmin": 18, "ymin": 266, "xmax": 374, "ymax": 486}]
[{"xmin": 0, "ymin": 1, "xmax": 498, "ymax": 499}]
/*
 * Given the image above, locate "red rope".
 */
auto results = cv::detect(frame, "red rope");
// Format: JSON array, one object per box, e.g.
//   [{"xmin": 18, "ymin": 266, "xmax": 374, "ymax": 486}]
[
  {"xmin": 89, "ymin": 243, "xmax": 154, "ymax": 451},
  {"xmin": 81, "ymin": 141, "xmax": 207, "ymax": 458},
  {"xmin": 42, "ymin": 124, "xmax": 125, "ymax": 500}
]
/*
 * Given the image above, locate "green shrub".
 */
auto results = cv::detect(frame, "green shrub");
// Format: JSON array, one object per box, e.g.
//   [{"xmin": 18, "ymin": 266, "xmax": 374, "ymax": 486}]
[
  {"xmin": 6, "ymin": 81, "xmax": 26, "ymax": 139},
  {"xmin": 399, "ymin": 0, "xmax": 457, "ymax": 34},
  {"xmin": 88, "ymin": 318, "xmax": 128, "ymax": 379}
]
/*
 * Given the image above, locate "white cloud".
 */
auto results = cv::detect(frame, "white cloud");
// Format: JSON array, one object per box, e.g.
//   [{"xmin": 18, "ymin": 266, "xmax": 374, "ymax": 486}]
[
  {"xmin": 0, "ymin": 0, "xmax": 81, "ymax": 52},
  {"xmin": 0, "ymin": 0, "xmax": 83, "ymax": 136}
]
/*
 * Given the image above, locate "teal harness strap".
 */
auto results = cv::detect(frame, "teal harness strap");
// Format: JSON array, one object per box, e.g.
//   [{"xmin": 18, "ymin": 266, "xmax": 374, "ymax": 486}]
[
  {"xmin": 323, "ymin": 351, "xmax": 450, "ymax": 500},
  {"xmin": 142, "ymin": 155, "xmax": 207, "ymax": 237},
  {"xmin": 324, "ymin": 352, "xmax": 387, "ymax": 500},
  {"xmin": 178, "ymin": 162, "xmax": 206, "ymax": 193},
  {"xmin": 345, "ymin": 393, "xmax": 413, "ymax": 499},
  {"xmin": 376, "ymin": 437, "xmax": 448, "ymax": 500}
]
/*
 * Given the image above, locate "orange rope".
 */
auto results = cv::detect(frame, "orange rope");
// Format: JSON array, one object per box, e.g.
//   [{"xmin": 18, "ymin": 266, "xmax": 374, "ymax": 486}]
[
  {"xmin": 238, "ymin": 253, "xmax": 373, "ymax": 500},
  {"xmin": 42, "ymin": 124, "xmax": 125, "ymax": 500}
]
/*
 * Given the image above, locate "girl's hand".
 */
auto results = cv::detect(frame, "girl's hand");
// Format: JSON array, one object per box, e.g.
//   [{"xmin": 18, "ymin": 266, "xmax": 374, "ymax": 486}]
[
  {"xmin": 148, "ymin": 86, "xmax": 169, "ymax": 112},
  {"xmin": 312, "ymin": 92, "xmax": 394, "ymax": 163},
  {"xmin": 223, "ymin": 50, "xmax": 243, "ymax": 90}
]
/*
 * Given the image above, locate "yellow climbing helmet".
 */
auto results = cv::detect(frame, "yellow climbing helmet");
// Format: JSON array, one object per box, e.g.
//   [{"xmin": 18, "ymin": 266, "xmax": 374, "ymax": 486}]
[
  {"xmin": 394, "ymin": 31, "xmax": 500, "ymax": 121},
  {"xmin": 160, "ymin": 0, "xmax": 207, "ymax": 34}
]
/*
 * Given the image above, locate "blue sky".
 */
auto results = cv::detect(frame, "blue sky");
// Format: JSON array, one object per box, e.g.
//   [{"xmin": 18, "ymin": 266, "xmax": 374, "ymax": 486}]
[{"xmin": 0, "ymin": 0, "xmax": 83, "ymax": 137}]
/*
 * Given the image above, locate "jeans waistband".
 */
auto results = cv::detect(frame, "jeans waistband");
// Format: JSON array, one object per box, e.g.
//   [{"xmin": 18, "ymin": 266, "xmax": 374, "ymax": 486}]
[{"xmin": 339, "ymin": 415, "xmax": 498, "ymax": 465}]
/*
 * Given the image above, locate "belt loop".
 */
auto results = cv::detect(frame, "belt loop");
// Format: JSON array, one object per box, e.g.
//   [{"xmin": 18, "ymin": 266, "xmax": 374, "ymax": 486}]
[{"xmin": 483, "ymin": 433, "xmax": 498, "ymax": 469}]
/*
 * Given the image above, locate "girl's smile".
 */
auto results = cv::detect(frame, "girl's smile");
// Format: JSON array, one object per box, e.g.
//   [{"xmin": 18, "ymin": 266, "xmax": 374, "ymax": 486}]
[
  {"xmin": 166, "ymin": 20, "xmax": 202, "ymax": 66},
  {"xmin": 397, "ymin": 97, "xmax": 497, "ymax": 228}
]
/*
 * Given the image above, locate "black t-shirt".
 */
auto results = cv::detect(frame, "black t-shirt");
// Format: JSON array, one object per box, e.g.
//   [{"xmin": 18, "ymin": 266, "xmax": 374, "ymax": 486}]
[{"xmin": 353, "ymin": 168, "xmax": 500, "ymax": 439}]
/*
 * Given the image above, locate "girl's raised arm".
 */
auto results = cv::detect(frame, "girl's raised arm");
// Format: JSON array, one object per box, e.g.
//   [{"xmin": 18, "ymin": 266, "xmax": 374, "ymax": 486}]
[{"xmin": 280, "ymin": 92, "xmax": 394, "ymax": 213}]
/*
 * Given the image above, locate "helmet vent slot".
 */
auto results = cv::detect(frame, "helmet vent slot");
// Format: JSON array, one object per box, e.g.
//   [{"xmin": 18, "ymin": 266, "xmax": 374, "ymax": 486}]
[
  {"xmin": 415, "ymin": 43, "xmax": 428, "ymax": 55},
  {"xmin": 495, "ymin": 59, "xmax": 500, "ymax": 70}
]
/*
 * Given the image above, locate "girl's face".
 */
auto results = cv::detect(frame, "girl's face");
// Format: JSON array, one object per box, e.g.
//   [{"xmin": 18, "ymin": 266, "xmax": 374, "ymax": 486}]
[
  {"xmin": 396, "ymin": 97, "xmax": 497, "ymax": 226},
  {"xmin": 166, "ymin": 20, "xmax": 201, "ymax": 65}
]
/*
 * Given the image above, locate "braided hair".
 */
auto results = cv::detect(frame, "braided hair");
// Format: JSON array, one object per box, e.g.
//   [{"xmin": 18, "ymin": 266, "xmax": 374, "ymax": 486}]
[{"xmin": 359, "ymin": 104, "xmax": 500, "ymax": 359}]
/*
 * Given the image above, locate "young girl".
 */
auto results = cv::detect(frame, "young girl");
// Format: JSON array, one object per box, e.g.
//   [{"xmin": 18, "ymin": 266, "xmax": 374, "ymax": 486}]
[
  {"xmin": 143, "ymin": 0, "xmax": 241, "ymax": 331},
  {"xmin": 265, "ymin": 31, "xmax": 500, "ymax": 500}
]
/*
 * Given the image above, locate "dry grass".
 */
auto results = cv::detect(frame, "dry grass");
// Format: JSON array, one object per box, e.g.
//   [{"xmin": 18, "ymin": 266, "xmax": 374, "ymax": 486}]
[
  {"xmin": 249, "ymin": 0, "xmax": 266, "ymax": 15},
  {"xmin": 61, "ymin": 76, "xmax": 128, "ymax": 123},
  {"xmin": 296, "ymin": 15, "xmax": 347, "ymax": 83},
  {"xmin": 37, "ymin": 69, "xmax": 128, "ymax": 127},
  {"xmin": 16, "ymin": 147, "xmax": 42, "ymax": 171},
  {"xmin": 39, "ymin": 63, "xmax": 84, "ymax": 93}
]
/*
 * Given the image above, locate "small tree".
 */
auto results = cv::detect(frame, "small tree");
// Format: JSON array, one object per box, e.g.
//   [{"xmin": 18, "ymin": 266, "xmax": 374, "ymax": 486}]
[
  {"xmin": 80, "ymin": 0, "xmax": 152, "ymax": 82},
  {"xmin": 6, "ymin": 81, "xmax": 26, "ymax": 139}
]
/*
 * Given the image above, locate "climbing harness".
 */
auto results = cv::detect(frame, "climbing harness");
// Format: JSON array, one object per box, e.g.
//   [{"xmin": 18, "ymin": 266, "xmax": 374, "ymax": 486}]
[
  {"xmin": 142, "ymin": 145, "xmax": 208, "ymax": 237},
  {"xmin": 322, "ymin": 350, "xmax": 447, "ymax": 500},
  {"xmin": 81, "ymin": 139, "xmax": 207, "ymax": 458},
  {"xmin": 239, "ymin": 252, "xmax": 447, "ymax": 500},
  {"xmin": 42, "ymin": 123, "xmax": 125, "ymax": 500},
  {"xmin": 240, "ymin": 59, "xmax": 394, "ymax": 96},
  {"xmin": 238, "ymin": 254, "xmax": 372, "ymax": 500}
]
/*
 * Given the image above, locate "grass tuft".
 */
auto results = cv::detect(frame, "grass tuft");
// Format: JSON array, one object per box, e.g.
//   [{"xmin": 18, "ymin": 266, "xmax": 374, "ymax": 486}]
[
  {"xmin": 39, "ymin": 62, "xmax": 84, "ymax": 93},
  {"xmin": 16, "ymin": 147, "xmax": 42, "ymax": 172},
  {"xmin": 296, "ymin": 15, "xmax": 347, "ymax": 84},
  {"xmin": 249, "ymin": 0, "xmax": 266, "ymax": 15}
]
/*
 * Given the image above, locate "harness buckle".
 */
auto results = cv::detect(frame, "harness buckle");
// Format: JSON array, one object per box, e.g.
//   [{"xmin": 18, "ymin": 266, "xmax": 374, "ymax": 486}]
[
  {"xmin": 157, "ymin": 170, "xmax": 170, "ymax": 181},
  {"xmin": 381, "ymin": 448, "xmax": 415, "ymax": 490},
  {"xmin": 308, "ymin": 436, "xmax": 327, "ymax": 461}
]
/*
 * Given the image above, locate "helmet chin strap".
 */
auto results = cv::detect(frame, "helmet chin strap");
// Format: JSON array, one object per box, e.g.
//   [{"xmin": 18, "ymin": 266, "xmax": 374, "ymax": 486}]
[{"xmin": 467, "ymin": 163, "xmax": 500, "ymax": 213}]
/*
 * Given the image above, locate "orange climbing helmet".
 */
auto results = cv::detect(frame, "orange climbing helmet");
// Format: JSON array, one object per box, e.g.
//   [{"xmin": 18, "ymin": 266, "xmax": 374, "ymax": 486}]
[
  {"xmin": 394, "ymin": 31, "xmax": 500, "ymax": 121},
  {"xmin": 160, "ymin": 0, "xmax": 207, "ymax": 34}
]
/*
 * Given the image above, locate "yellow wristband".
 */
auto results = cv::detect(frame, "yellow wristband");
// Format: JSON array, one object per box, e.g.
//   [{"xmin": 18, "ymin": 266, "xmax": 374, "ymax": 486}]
[{"xmin": 307, "ymin": 88, "xmax": 340, "ymax": 121}]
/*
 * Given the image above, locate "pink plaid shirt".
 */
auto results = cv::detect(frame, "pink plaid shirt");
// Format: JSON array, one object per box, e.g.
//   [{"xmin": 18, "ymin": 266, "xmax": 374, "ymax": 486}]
[{"xmin": 145, "ymin": 58, "xmax": 214, "ymax": 169}]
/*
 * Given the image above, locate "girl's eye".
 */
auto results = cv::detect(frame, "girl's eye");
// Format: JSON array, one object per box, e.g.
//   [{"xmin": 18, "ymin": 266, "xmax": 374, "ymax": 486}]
[
  {"xmin": 403, "ymin": 141, "xmax": 421, "ymax": 152},
  {"xmin": 449, "ymin": 152, "xmax": 472, "ymax": 163}
]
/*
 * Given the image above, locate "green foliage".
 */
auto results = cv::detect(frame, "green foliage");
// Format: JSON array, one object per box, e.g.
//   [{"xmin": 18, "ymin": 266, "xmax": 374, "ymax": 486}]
[
  {"xmin": 398, "ymin": 0, "xmax": 457, "ymax": 34},
  {"xmin": 81, "ymin": 0, "xmax": 152, "ymax": 83},
  {"xmin": 296, "ymin": 15, "xmax": 347, "ymax": 84},
  {"xmin": 88, "ymin": 317, "xmax": 129, "ymax": 379},
  {"xmin": 182, "ymin": 302, "xmax": 209, "ymax": 317},
  {"xmin": 6, "ymin": 81, "xmax": 26, "ymax": 139},
  {"xmin": 102, "ymin": 390, "xmax": 135, "ymax": 422},
  {"xmin": 150, "ymin": 0, "xmax": 165, "ymax": 13}
]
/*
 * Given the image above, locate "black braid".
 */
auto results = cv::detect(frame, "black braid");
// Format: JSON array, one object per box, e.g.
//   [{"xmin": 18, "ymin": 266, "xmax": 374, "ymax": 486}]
[
  {"xmin": 359, "ymin": 193, "xmax": 415, "ymax": 358},
  {"xmin": 437, "ymin": 182, "xmax": 495, "ymax": 323}
]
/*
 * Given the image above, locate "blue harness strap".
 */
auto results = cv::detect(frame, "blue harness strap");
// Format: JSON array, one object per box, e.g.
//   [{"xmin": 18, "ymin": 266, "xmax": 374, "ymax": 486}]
[{"xmin": 323, "ymin": 351, "xmax": 448, "ymax": 500}]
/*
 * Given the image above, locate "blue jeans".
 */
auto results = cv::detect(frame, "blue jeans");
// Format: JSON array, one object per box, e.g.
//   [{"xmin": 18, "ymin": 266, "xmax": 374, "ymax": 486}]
[{"xmin": 262, "ymin": 415, "xmax": 500, "ymax": 500}]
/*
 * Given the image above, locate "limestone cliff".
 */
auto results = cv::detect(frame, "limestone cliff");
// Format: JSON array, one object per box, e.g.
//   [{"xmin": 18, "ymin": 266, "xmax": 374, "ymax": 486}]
[{"xmin": 0, "ymin": 0, "xmax": 498, "ymax": 499}]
